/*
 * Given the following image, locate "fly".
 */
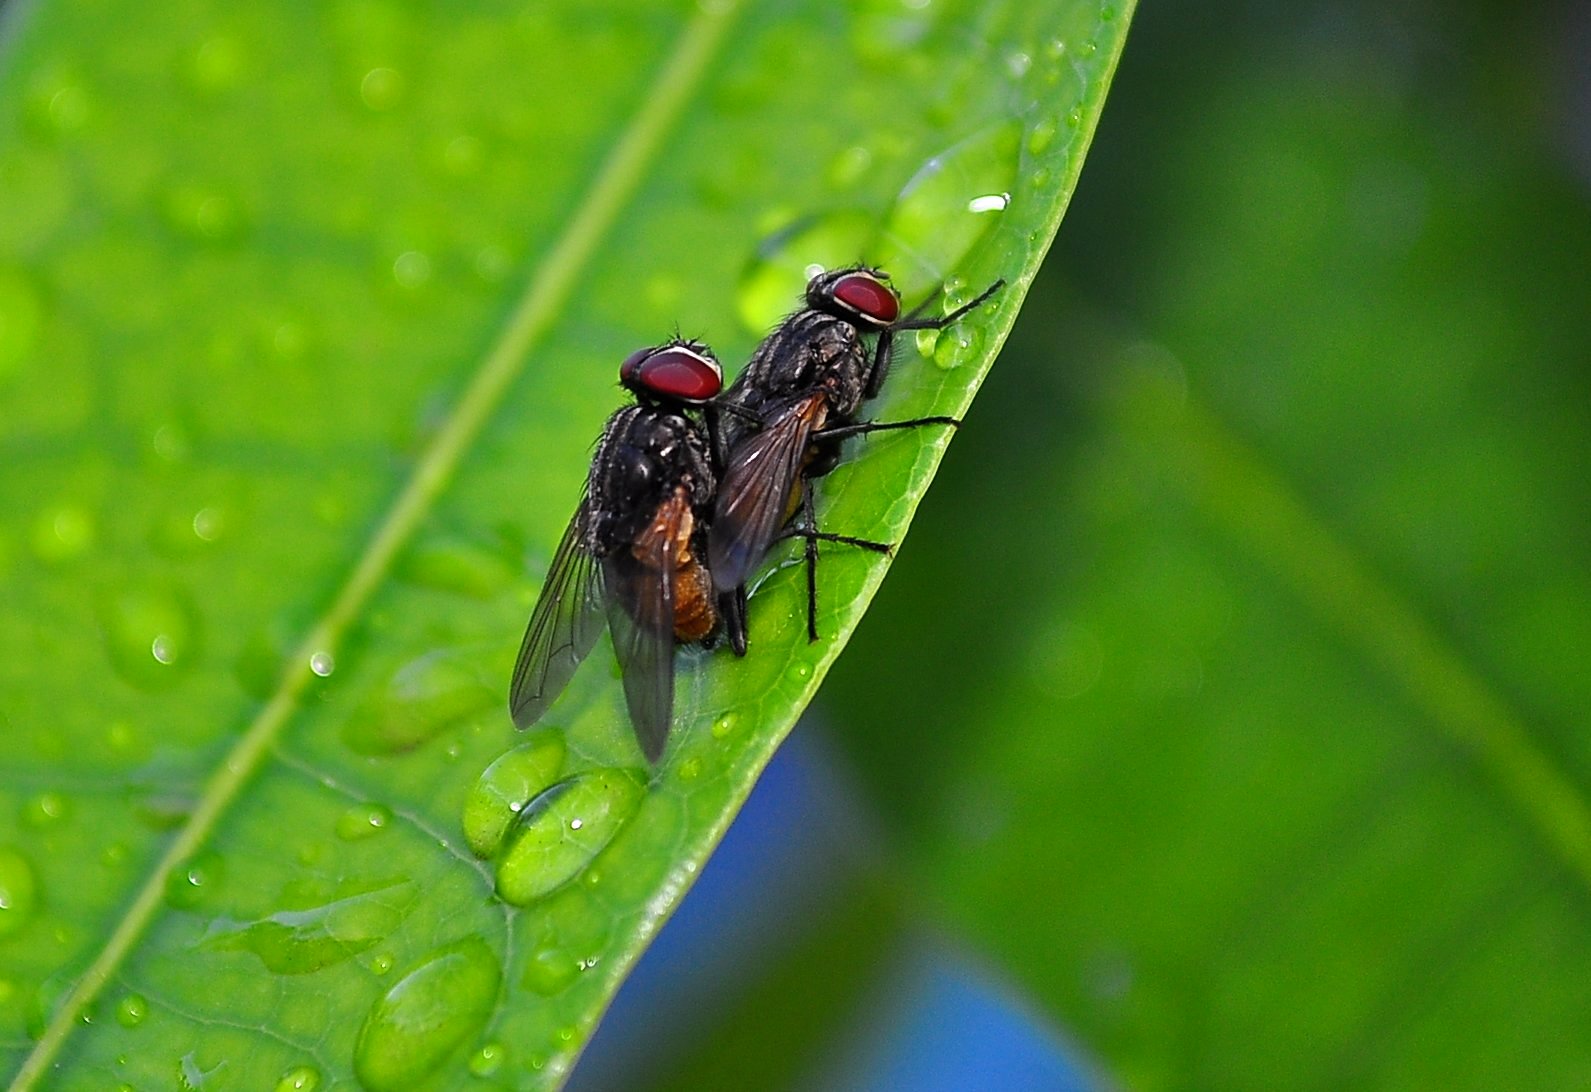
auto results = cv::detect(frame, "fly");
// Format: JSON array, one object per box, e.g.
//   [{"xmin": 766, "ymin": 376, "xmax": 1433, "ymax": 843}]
[
  {"xmin": 708, "ymin": 266, "xmax": 1003, "ymax": 645},
  {"xmin": 508, "ymin": 339, "xmax": 724, "ymax": 764}
]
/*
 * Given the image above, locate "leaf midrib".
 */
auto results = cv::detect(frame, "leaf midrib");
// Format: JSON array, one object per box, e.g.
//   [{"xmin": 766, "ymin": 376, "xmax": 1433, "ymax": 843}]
[{"xmin": 9, "ymin": 7, "xmax": 738, "ymax": 1086}]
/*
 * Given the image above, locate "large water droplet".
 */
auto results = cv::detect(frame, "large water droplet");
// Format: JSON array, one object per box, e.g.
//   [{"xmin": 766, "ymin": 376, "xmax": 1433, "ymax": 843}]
[
  {"xmin": 204, "ymin": 881, "xmax": 412, "ymax": 974},
  {"xmin": 0, "ymin": 266, "xmax": 44, "ymax": 381},
  {"xmin": 0, "ymin": 846, "xmax": 38, "ymax": 938},
  {"xmin": 494, "ymin": 769, "xmax": 644, "ymax": 906},
  {"xmin": 353, "ymin": 937, "xmax": 499, "ymax": 1092},
  {"xmin": 342, "ymin": 650, "xmax": 495, "ymax": 755},
  {"xmin": 274, "ymin": 1065, "xmax": 320, "ymax": 1092},
  {"xmin": 522, "ymin": 944, "xmax": 579, "ymax": 996},
  {"xmin": 101, "ymin": 584, "xmax": 199, "ymax": 690},
  {"xmin": 736, "ymin": 211, "xmax": 875, "ymax": 332},
  {"xmin": 874, "ymin": 122, "xmax": 1021, "ymax": 300},
  {"xmin": 462, "ymin": 731, "xmax": 566, "ymax": 858},
  {"xmin": 398, "ymin": 538, "xmax": 517, "ymax": 599}
]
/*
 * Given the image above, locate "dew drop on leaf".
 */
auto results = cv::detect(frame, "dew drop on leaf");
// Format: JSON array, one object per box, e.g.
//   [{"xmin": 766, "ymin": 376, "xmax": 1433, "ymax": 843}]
[
  {"xmin": 341, "ymin": 649, "xmax": 495, "ymax": 755},
  {"xmin": 335, "ymin": 803, "xmax": 392, "ymax": 841},
  {"xmin": 359, "ymin": 67, "xmax": 405, "ymax": 111},
  {"xmin": 461, "ymin": 730, "xmax": 566, "ymax": 858},
  {"xmin": 21, "ymin": 791, "xmax": 70, "ymax": 828},
  {"xmin": 163, "ymin": 850, "xmax": 223, "ymax": 910},
  {"xmin": 29, "ymin": 503, "xmax": 94, "ymax": 563},
  {"xmin": 520, "ymin": 944, "xmax": 577, "ymax": 996},
  {"xmin": 100, "ymin": 584, "xmax": 199, "ymax": 690},
  {"xmin": 736, "ymin": 210, "xmax": 875, "ymax": 333},
  {"xmin": 353, "ymin": 937, "xmax": 499, "ymax": 1092},
  {"xmin": 274, "ymin": 1065, "xmax": 321, "ymax": 1092},
  {"xmin": 0, "ymin": 846, "xmax": 38, "ymax": 938},
  {"xmin": 203, "ymin": 881, "xmax": 411, "ymax": 975},
  {"xmin": 493, "ymin": 769, "xmax": 644, "ymax": 907},
  {"xmin": 468, "ymin": 1040, "xmax": 506, "ymax": 1077},
  {"xmin": 873, "ymin": 121, "xmax": 1021, "ymax": 300},
  {"xmin": 114, "ymin": 992, "xmax": 147, "ymax": 1028}
]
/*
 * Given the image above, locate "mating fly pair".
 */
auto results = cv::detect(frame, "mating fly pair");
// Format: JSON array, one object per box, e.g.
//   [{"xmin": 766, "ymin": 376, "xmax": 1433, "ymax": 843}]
[{"xmin": 509, "ymin": 267, "xmax": 1003, "ymax": 764}]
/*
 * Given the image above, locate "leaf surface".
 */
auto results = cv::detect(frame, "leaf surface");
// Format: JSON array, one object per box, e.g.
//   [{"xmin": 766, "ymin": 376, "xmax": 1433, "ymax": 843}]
[{"xmin": 0, "ymin": 0, "xmax": 1134, "ymax": 1086}]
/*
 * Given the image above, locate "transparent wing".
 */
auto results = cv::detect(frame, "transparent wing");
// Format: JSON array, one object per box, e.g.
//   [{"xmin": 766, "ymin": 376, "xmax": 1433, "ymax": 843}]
[
  {"xmin": 707, "ymin": 394, "xmax": 824, "ymax": 590},
  {"xmin": 508, "ymin": 496, "xmax": 606, "ymax": 728},
  {"xmin": 602, "ymin": 509, "xmax": 677, "ymax": 764}
]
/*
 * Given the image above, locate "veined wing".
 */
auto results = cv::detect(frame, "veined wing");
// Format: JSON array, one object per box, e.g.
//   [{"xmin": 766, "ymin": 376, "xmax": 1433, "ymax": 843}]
[
  {"xmin": 707, "ymin": 393, "xmax": 825, "ymax": 590},
  {"xmin": 509, "ymin": 496, "xmax": 606, "ymax": 728}
]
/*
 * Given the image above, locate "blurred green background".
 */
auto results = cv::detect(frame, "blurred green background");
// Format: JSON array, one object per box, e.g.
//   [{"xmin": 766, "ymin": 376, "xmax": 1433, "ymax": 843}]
[{"xmin": 648, "ymin": 0, "xmax": 1591, "ymax": 1087}]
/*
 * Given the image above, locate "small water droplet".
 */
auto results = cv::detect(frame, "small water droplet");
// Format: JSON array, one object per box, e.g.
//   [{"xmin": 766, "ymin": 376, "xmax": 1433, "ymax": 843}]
[
  {"xmin": 101, "ymin": 840, "xmax": 130, "ymax": 867},
  {"xmin": 469, "ymin": 1041, "xmax": 506, "ymax": 1078},
  {"xmin": 204, "ymin": 880, "xmax": 412, "ymax": 974},
  {"xmin": 1027, "ymin": 116, "xmax": 1058, "ymax": 156},
  {"xmin": 336, "ymin": 803, "xmax": 392, "ymax": 841},
  {"xmin": 874, "ymin": 122, "xmax": 1021, "ymax": 300},
  {"xmin": 101, "ymin": 584, "xmax": 199, "ymax": 690},
  {"xmin": 161, "ymin": 183, "xmax": 245, "ymax": 243},
  {"xmin": 115, "ymin": 992, "xmax": 148, "ymax": 1028},
  {"xmin": 30, "ymin": 503, "xmax": 94, "ymax": 563},
  {"xmin": 191, "ymin": 507, "xmax": 225, "ymax": 543},
  {"xmin": 24, "ymin": 75, "xmax": 91, "ymax": 138},
  {"xmin": 185, "ymin": 35, "xmax": 247, "ymax": 94},
  {"xmin": 0, "ymin": 266, "xmax": 44, "ymax": 381},
  {"xmin": 1067, "ymin": 107, "xmax": 1083, "ymax": 128},
  {"xmin": 710, "ymin": 713, "xmax": 738, "ymax": 740},
  {"xmin": 21, "ymin": 791, "xmax": 69, "ymax": 828},
  {"xmin": 163, "ymin": 851, "xmax": 223, "ymax": 910},
  {"xmin": 494, "ymin": 769, "xmax": 645, "ymax": 906},
  {"xmin": 309, "ymin": 651, "xmax": 335, "ymax": 677},
  {"xmin": 0, "ymin": 846, "xmax": 39, "ymax": 939},
  {"xmin": 360, "ymin": 67, "xmax": 405, "ymax": 111},
  {"xmin": 1005, "ymin": 50, "xmax": 1032, "ymax": 79},
  {"xmin": 342, "ymin": 650, "xmax": 495, "ymax": 755},
  {"xmin": 677, "ymin": 756, "xmax": 702, "ymax": 780},
  {"xmin": 849, "ymin": 0, "xmax": 935, "ymax": 68},
  {"xmin": 826, "ymin": 145, "xmax": 874, "ymax": 189},
  {"xmin": 369, "ymin": 951, "xmax": 395, "ymax": 975},
  {"xmin": 391, "ymin": 250, "xmax": 432, "ymax": 290},
  {"xmin": 1030, "ymin": 166, "xmax": 1053, "ymax": 190},
  {"xmin": 354, "ymin": 938, "xmax": 499, "ymax": 1091},
  {"xmin": 736, "ymin": 211, "xmax": 874, "ymax": 332},
  {"xmin": 274, "ymin": 1065, "xmax": 320, "ymax": 1092}
]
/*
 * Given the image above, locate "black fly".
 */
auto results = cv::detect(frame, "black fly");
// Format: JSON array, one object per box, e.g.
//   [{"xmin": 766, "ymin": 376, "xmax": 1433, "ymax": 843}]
[
  {"xmin": 509, "ymin": 339, "xmax": 724, "ymax": 764},
  {"xmin": 708, "ymin": 266, "xmax": 1003, "ymax": 645}
]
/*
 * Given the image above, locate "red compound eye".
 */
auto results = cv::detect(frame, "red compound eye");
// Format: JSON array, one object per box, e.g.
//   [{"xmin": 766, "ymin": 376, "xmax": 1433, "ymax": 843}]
[
  {"xmin": 828, "ymin": 271, "xmax": 900, "ymax": 325},
  {"xmin": 620, "ymin": 344, "xmax": 722, "ymax": 402}
]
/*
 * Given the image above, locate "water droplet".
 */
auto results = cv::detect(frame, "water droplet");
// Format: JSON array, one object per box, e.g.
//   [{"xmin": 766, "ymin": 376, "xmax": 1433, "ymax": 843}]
[
  {"xmin": 0, "ymin": 266, "xmax": 44, "ymax": 380},
  {"xmin": 30, "ymin": 503, "xmax": 94, "ymax": 563},
  {"xmin": 101, "ymin": 584, "xmax": 199, "ymax": 690},
  {"xmin": 1045, "ymin": 36, "xmax": 1067, "ymax": 60},
  {"xmin": 677, "ymin": 756, "xmax": 702, "ymax": 781},
  {"xmin": 274, "ymin": 1065, "xmax": 320, "ymax": 1092},
  {"xmin": 115, "ymin": 993, "xmax": 148, "ymax": 1028},
  {"xmin": 789, "ymin": 662, "xmax": 812, "ymax": 682},
  {"xmin": 191, "ymin": 507, "xmax": 225, "ymax": 543},
  {"xmin": 353, "ymin": 938, "xmax": 499, "ymax": 1092},
  {"xmin": 1006, "ymin": 50, "xmax": 1032, "ymax": 79},
  {"xmin": 204, "ymin": 880, "xmax": 412, "ymax": 974},
  {"xmin": 342, "ymin": 650, "xmax": 495, "ymax": 755},
  {"xmin": 849, "ymin": 0, "xmax": 935, "ymax": 68},
  {"xmin": 161, "ymin": 183, "xmax": 245, "ymax": 243},
  {"xmin": 23, "ymin": 75, "xmax": 91, "ymax": 138},
  {"xmin": 336, "ymin": 803, "xmax": 392, "ymax": 841},
  {"xmin": 0, "ymin": 846, "xmax": 39, "ymax": 939},
  {"xmin": 391, "ymin": 250, "xmax": 431, "ymax": 290},
  {"xmin": 874, "ymin": 122, "xmax": 1021, "ymax": 300},
  {"xmin": 360, "ymin": 67, "xmax": 405, "ymax": 111},
  {"xmin": 736, "ymin": 211, "xmax": 875, "ymax": 332},
  {"xmin": 710, "ymin": 713, "xmax": 738, "ymax": 740},
  {"xmin": 185, "ymin": 35, "xmax": 248, "ymax": 94},
  {"xmin": 932, "ymin": 319, "xmax": 984, "ymax": 371},
  {"xmin": 494, "ymin": 769, "xmax": 645, "ymax": 906},
  {"xmin": 462, "ymin": 731, "xmax": 567, "ymax": 858},
  {"xmin": 399, "ymin": 538, "xmax": 516, "ymax": 599},
  {"xmin": 440, "ymin": 134, "xmax": 483, "ymax": 177},
  {"xmin": 826, "ymin": 145, "xmax": 874, "ymax": 188},
  {"xmin": 21, "ymin": 791, "xmax": 69, "ymax": 828},
  {"xmin": 309, "ymin": 650, "xmax": 336, "ymax": 677},
  {"xmin": 369, "ymin": 951, "xmax": 395, "ymax": 975},
  {"xmin": 469, "ymin": 1041, "xmax": 506, "ymax": 1077},
  {"xmin": 521, "ymin": 944, "xmax": 576, "ymax": 995},
  {"xmin": 163, "ymin": 851, "xmax": 223, "ymax": 910},
  {"xmin": 1026, "ymin": 116, "xmax": 1058, "ymax": 157}
]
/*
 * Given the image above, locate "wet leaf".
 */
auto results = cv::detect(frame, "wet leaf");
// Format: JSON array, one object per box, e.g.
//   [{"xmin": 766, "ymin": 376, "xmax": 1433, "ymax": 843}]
[{"xmin": 0, "ymin": 0, "xmax": 1133, "ymax": 1086}]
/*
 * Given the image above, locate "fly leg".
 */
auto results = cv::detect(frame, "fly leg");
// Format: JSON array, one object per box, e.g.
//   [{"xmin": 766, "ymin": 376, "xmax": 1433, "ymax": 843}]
[{"xmin": 772, "ymin": 488, "xmax": 891, "ymax": 642}]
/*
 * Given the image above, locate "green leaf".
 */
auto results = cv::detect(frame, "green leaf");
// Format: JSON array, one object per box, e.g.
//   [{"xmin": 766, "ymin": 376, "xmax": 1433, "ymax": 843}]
[
  {"xmin": 0, "ymin": 0, "xmax": 1134, "ymax": 1086},
  {"xmin": 826, "ymin": 10, "xmax": 1591, "ymax": 1088}
]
